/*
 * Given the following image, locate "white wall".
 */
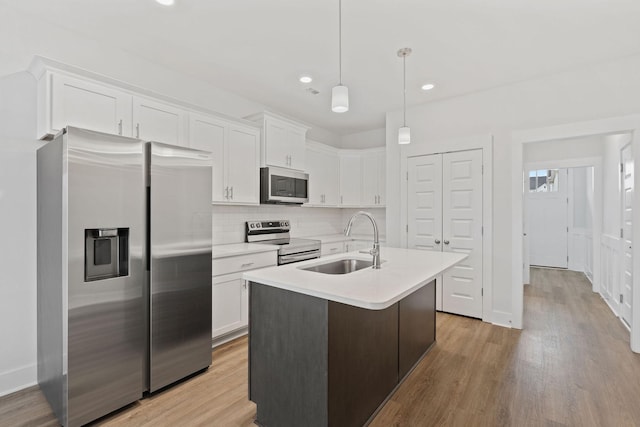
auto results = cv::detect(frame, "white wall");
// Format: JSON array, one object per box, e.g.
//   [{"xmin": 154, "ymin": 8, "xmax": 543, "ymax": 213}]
[
  {"xmin": 386, "ymin": 52, "xmax": 640, "ymax": 326},
  {"xmin": 0, "ymin": 71, "xmax": 44, "ymax": 395},
  {"xmin": 340, "ymin": 128, "xmax": 385, "ymax": 149},
  {"xmin": 523, "ymin": 135, "xmax": 604, "ymax": 163}
]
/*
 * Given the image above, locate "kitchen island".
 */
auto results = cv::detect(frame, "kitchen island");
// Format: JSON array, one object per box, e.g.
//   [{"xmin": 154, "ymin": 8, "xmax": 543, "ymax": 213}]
[{"xmin": 243, "ymin": 247, "xmax": 466, "ymax": 427}]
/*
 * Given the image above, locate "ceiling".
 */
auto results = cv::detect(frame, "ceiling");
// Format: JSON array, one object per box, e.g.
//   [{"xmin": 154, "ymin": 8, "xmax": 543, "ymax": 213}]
[{"xmin": 4, "ymin": 0, "xmax": 640, "ymax": 135}]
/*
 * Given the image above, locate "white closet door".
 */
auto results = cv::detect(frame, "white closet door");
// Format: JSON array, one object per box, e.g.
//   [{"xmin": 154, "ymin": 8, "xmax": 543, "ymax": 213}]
[
  {"xmin": 441, "ymin": 149, "xmax": 483, "ymax": 319},
  {"xmin": 621, "ymin": 143, "xmax": 633, "ymax": 327},
  {"xmin": 407, "ymin": 155, "xmax": 443, "ymax": 251},
  {"xmin": 407, "ymin": 154, "xmax": 443, "ymax": 310}
]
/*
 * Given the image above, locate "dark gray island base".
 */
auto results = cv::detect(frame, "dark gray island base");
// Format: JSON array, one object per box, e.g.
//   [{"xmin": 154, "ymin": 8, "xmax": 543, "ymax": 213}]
[{"xmin": 248, "ymin": 279, "xmax": 436, "ymax": 427}]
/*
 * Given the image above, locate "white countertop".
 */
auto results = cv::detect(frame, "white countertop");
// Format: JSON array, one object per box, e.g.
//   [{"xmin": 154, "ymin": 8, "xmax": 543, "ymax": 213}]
[
  {"xmin": 212, "ymin": 242, "xmax": 279, "ymax": 259},
  {"xmin": 243, "ymin": 247, "xmax": 466, "ymax": 310}
]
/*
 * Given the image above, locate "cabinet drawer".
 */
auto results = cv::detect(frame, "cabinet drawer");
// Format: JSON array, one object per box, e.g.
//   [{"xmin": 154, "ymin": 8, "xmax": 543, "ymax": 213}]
[
  {"xmin": 321, "ymin": 241, "xmax": 345, "ymax": 257},
  {"xmin": 212, "ymin": 251, "xmax": 277, "ymax": 276}
]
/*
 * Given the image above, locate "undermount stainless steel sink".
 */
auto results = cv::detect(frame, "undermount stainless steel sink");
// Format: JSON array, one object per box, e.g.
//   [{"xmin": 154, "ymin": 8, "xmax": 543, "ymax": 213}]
[{"xmin": 300, "ymin": 258, "xmax": 374, "ymax": 275}]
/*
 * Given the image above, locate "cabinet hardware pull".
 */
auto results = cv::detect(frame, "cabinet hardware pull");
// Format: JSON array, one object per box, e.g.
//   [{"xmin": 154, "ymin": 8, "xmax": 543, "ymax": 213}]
[
  {"xmin": 224, "ymin": 187, "xmax": 229, "ymax": 199},
  {"xmin": 241, "ymin": 262, "xmax": 254, "ymax": 268},
  {"xmin": 118, "ymin": 119, "xmax": 123, "ymax": 136},
  {"xmin": 242, "ymin": 281, "xmax": 247, "ymax": 289},
  {"xmin": 435, "ymin": 239, "xmax": 441, "ymax": 244},
  {"xmin": 444, "ymin": 240, "xmax": 450, "ymax": 245},
  {"xmin": 230, "ymin": 186, "xmax": 234, "ymax": 200},
  {"xmin": 136, "ymin": 123, "xmax": 140, "ymax": 138}
]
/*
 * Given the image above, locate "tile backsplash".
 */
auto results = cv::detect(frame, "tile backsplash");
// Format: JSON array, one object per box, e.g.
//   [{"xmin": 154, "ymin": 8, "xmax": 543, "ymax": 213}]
[{"xmin": 212, "ymin": 205, "xmax": 386, "ymax": 245}]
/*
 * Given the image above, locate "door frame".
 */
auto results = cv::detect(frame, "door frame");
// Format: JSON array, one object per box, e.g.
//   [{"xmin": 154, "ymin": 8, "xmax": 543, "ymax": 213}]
[
  {"xmin": 400, "ymin": 135, "xmax": 494, "ymax": 324},
  {"xmin": 512, "ymin": 114, "xmax": 640, "ymax": 353}
]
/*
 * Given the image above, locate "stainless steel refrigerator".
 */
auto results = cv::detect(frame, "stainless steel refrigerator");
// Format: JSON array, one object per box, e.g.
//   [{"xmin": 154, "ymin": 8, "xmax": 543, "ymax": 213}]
[{"xmin": 37, "ymin": 127, "xmax": 212, "ymax": 426}]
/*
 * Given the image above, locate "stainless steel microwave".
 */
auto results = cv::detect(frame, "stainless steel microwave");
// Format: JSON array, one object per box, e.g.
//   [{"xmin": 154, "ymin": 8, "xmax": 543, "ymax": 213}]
[{"xmin": 260, "ymin": 167, "xmax": 309, "ymax": 205}]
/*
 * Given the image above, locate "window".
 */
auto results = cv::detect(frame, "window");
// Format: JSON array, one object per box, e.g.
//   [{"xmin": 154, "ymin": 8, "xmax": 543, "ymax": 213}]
[{"xmin": 528, "ymin": 169, "xmax": 559, "ymax": 192}]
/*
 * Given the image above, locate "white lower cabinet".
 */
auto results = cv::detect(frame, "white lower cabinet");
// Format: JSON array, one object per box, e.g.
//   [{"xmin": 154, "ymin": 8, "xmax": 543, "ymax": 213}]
[
  {"xmin": 211, "ymin": 250, "xmax": 277, "ymax": 343},
  {"xmin": 212, "ymin": 273, "xmax": 248, "ymax": 338},
  {"xmin": 345, "ymin": 240, "xmax": 373, "ymax": 253},
  {"xmin": 321, "ymin": 241, "xmax": 345, "ymax": 257}
]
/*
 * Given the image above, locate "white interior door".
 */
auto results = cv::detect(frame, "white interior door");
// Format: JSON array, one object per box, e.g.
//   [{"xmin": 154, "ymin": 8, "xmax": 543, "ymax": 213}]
[
  {"xmin": 527, "ymin": 169, "xmax": 569, "ymax": 268},
  {"xmin": 407, "ymin": 150, "xmax": 484, "ymax": 318},
  {"xmin": 407, "ymin": 155, "xmax": 443, "ymax": 310},
  {"xmin": 621, "ymin": 143, "xmax": 633, "ymax": 327},
  {"xmin": 441, "ymin": 150, "xmax": 484, "ymax": 319}
]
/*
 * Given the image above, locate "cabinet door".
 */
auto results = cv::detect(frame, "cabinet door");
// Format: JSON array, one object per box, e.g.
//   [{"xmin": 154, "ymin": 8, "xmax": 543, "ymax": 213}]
[
  {"xmin": 50, "ymin": 73, "xmax": 132, "ymax": 138},
  {"xmin": 340, "ymin": 154, "xmax": 362, "ymax": 206},
  {"xmin": 212, "ymin": 274, "xmax": 248, "ymax": 338},
  {"xmin": 133, "ymin": 96, "xmax": 187, "ymax": 146},
  {"xmin": 362, "ymin": 151, "xmax": 385, "ymax": 206},
  {"xmin": 264, "ymin": 118, "xmax": 289, "ymax": 168},
  {"xmin": 361, "ymin": 153, "xmax": 379, "ymax": 206},
  {"xmin": 305, "ymin": 148, "xmax": 325, "ymax": 205},
  {"xmin": 287, "ymin": 126, "xmax": 306, "ymax": 171},
  {"xmin": 226, "ymin": 125, "xmax": 260, "ymax": 204},
  {"xmin": 377, "ymin": 153, "xmax": 386, "ymax": 206},
  {"xmin": 323, "ymin": 151, "xmax": 340, "ymax": 205},
  {"xmin": 189, "ymin": 113, "xmax": 226, "ymax": 202}
]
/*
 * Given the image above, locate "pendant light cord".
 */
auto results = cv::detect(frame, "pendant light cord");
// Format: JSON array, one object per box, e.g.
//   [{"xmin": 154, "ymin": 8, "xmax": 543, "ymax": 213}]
[
  {"xmin": 403, "ymin": 54, "xmax": 406, "ymax": 126},
  {"xmin": 338, "ymin": 0, "xmax": 342, "ymax": 85}
]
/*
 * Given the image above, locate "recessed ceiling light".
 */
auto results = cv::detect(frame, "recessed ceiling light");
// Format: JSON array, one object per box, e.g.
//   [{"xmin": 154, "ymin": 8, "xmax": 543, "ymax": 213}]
[
  {"xmin": 155, "ymin": 0, "xmax": 175, "ymax": 6},
  {"xmin": 299, "ymin": 76, "xmax": 313, "ymax": 84},
  {"xmin": 421, "ymin": 83, "xmax": 435, "ymax": 91}
]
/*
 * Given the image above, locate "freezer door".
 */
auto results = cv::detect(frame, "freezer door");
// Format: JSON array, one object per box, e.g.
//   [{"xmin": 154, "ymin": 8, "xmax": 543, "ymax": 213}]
[
  {"xmin": 65, "ymin": 127, "xmax": 146, "ymax": 426},
  {"xmin": 148, "ymin": 141, "xmax": 212, "ymax": 392}
]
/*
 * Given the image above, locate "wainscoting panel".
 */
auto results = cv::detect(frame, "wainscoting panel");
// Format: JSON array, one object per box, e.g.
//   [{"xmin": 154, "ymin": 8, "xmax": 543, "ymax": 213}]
[{"xmin": 600, "ymin": 233, "xmax": 620, "ymax": 315}]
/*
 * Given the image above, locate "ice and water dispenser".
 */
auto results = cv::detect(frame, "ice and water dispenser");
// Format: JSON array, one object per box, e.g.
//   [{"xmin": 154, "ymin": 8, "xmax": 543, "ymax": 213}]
[{"xmin": 84, "ymin": 228, "xmax": 129, "ymax": 281}]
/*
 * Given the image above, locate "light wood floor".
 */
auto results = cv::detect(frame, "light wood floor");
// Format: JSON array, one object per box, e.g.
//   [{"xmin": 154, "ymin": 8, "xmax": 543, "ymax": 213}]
[{"xmin": 2, "ymin": 268, "xmax": 640, "ymax": 426}]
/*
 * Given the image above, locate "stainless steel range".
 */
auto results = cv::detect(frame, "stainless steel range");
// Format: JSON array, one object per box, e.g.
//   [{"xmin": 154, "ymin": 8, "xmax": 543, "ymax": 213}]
[{"xmin": 246, "ymin": 220, "xmax": 321, "ymax": 265}]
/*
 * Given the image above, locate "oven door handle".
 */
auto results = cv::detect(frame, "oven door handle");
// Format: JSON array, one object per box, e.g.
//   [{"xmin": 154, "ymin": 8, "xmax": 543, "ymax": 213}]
[{"xmin": 279, "ymin": 252, "xmax": 320, "ymax": 264}]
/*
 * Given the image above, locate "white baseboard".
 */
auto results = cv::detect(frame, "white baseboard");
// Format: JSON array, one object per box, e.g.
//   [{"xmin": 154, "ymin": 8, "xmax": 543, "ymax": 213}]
[
  {"xmin": 211, "ymin": 327, "xmax": 248, "ymax": 349},
  {"xmin": 0, "ymin": 363, "xmax": 37, "ymax": 398},
  {"xmin": 490, "ymin": 310, "xmax": 513, "ymax": 328}
]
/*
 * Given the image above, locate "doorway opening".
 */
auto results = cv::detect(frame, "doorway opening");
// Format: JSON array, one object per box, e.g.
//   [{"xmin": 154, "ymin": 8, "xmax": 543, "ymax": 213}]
[{"xmin": 517, "ymin": 128, "xmax": 635, "ymax": 347}]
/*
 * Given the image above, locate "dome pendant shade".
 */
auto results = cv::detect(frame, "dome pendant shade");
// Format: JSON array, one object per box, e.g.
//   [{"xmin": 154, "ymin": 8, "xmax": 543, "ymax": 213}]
[
  {"xmin": 331, "ymin": 85, "xmax": 349, "ymax": 113},
  {"xmin": 398, "ymin": 126, "xmax": 411, "ymax": 145}
]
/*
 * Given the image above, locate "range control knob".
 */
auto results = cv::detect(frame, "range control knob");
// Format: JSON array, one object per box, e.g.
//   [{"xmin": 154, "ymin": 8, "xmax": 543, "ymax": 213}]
[
  {"xmin": 250, "ymin": 223, "xmax": 255, "ymax": 229},
  {"xmin": 256, "ymin": 223, "xmax": 261, "ymax": 228}
]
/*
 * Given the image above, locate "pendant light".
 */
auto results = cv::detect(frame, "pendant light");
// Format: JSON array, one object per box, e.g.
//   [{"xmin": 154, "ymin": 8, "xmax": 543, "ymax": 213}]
[
  {"xmin": 331, "ymin": 0, "xmax": 349, "ymax": 113},
  {"xmin": 398, "ymin": 47, "xmax": 412, "ymax": 144}
]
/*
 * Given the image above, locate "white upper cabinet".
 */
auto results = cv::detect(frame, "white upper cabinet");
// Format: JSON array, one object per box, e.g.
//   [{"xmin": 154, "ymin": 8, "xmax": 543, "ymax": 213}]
[
  {"xmin": 226, "ymin": 124, "xmax": 260, "ymax": 204},
  {"xmin": 361, "ymin": 150, "xmax": 386, "ymax": 206},
  {"xmin": 339, "ymin": 153, "xmax": 362, "ymax": 207},
  {"xmin": 188, "ymin": 113, "xmax": 260, "ymax": 205},
  {"xmin": 132, "ymin": 96, "xmax": 187, "ymax": 146},
  {"xmin": 306, "ymin": 142, "xmax": 340, "ymax": 206},
  {"xmin": 40, "ymin": 72, "xmax": 132, "ymax": 139},
  {"xmin": 248, "ymin": 112, "xmax": 309, "ymax": 171},
  {"xmin": 189, "ymin": 113, "xmax": 226, "ymax": 202}
]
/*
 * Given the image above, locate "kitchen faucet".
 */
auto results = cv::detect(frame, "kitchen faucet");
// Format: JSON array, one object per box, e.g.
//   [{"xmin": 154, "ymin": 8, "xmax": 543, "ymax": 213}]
[{"xmin": 345, "ymin": 211, "xmax": 381, "ymax": 269}]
